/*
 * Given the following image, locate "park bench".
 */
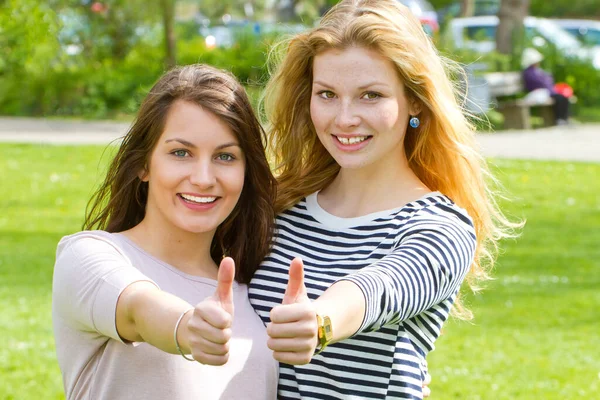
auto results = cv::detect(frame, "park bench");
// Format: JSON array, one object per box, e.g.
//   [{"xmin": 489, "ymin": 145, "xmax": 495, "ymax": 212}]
[{"xmin": 483, "ymin": 71, "xmax": 556, "ymax": 130}]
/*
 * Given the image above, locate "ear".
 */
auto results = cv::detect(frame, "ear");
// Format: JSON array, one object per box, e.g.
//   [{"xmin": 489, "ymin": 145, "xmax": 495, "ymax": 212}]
[
  {"xmin": 138, "ymin": 165, "xmax": 149, "ymax": 182},
  {"xmin": 408, "ymin": 97, "xmax": 422, "ymax": 117}
]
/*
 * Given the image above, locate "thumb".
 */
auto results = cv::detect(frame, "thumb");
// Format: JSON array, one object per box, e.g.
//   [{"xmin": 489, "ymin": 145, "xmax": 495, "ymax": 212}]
[
  {"xmin": 282, "ymin": 257, "xmax": 307, "ymax": 305},
  {"xmin": 215, "ymin": 257, "xmax": 235, "ymax": 315}
]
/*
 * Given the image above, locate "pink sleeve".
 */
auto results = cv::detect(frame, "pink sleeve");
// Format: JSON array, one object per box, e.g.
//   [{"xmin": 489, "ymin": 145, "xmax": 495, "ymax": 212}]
[{"xmin": 52, "ymin": 235, "xmax": 157, "ymax": 343}]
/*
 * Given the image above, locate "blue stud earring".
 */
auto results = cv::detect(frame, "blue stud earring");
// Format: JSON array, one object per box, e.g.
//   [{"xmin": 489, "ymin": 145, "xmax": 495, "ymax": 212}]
[{"xmin": 409, "ymin": 116, "xmax": 420, "ymax": 128}]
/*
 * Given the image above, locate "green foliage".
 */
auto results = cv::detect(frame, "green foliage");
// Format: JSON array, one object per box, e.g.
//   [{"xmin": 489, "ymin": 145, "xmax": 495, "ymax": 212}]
[
  {"xmin": 199, "ymin": 0, "xmax": 263, "ymax": 22},
  {"xmin": 575, "ymin": 106, "xmax": 600, "ymax": 122},
  {"xmin": 429, "ymin": 0, "xmax": 600, "ymax": 18},
  {"xmin": 0, "ymin": 22, "xmax": 273, "ymax": 118},
  {"xmin": 0, "ymin": 0, "xmax": 62, "ymax": 78},
  {"xmin": 0, "ymin": 40, "xmax": 164, "ymax": 118},
  {"xmin": 429, "ymin": 0, "xmax": 459, "ymax": 10},
  {"xmin": 179, "ymin": 32, "xmax": 273, "ymax": 86},
  {"xmin": 546, "ymin": 57, "xmax": 600, "ymax": 108},
  {"xmin": 529, "ymin": 0, "xmax": 600, "ymax": 18},
  {"xmin": 0, "ymin": 0, "xmax": 165, "ymax": 118},
  {"xmin": 56, "ymin": 0, "xmax": 162, "ymax": 61},
  {"xmin": 2, "ymin": 0, "xmax": 598, "ymax": 119}
]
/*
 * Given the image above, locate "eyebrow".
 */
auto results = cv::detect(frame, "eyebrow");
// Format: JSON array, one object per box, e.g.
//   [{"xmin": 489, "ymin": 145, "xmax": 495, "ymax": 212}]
[
  {"xmin": 165, "ymin": 138, "xmax": 196, "ymax": 148},
  {"xmin": 216, "ymin": 142, "xmax": 241, "ymax": 150},
  {"xmin": 313, "ymin": 80, "xmax": 387, "ymax": 90},
  {"xmin": 164, "ymin": 138, "xmax": 240, "ymax": 150}
]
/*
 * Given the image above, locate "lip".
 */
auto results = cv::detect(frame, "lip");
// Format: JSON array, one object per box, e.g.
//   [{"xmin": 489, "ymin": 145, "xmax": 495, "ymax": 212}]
[
  {"xmin": 331, "ymin": 134, "xmax": 372, "ymax": 152},
  {"xmin": 177, "ymin": 193, "xmax": 220, "ymax": 211}
]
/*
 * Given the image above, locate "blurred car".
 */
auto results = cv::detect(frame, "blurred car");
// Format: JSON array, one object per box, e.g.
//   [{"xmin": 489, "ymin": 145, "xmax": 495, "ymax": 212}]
[
  {"xmin": 448, "ymin": 16, "xmax": 600, "ymax": 69},
  {"xmin": 552, "ymin": 19, "xmax": 600, "ymax": 47},
  {"xmin": 200, "ymin": 21, "xmax": 307, "ymax": 49},
  {"xmin": 398, "ymin": 0, "xmax": 439, "ymax": 35}
]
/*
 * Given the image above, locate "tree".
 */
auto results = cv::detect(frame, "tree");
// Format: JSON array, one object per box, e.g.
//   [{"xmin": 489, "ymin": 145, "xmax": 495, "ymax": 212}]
[
  {"xmin": 460, "ymin": 0, "xmax": 474, "ymax": 17},
  {"xmin": 161, "ymin": 0, "xmax": 177, "ymax": 69},
  {"xmin": 496, "ymin": 0, "xmax": 529, "ymax": 68}
]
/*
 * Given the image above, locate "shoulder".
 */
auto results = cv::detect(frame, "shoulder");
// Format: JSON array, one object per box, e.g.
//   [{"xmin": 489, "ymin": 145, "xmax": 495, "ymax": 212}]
[
  {"xmin": 56, "ymin": 230, "xmax": 132, "ymax": 266},
  {"xmin": 418, "ymin": 194, "xmax": 474, "ymax": 227},
  {"xmin": 395, "ymin": 193, "xmax": 476, "ymax": 245},
  {"xmin": 399, "ymin": 193, "xmax": 473, "ymax": 225}
]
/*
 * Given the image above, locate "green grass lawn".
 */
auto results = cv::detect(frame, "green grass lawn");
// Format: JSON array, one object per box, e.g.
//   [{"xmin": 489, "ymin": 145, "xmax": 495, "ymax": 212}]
[{"xmin": 1, "ymin": 144, "xmax": 598, "ymax": 399}]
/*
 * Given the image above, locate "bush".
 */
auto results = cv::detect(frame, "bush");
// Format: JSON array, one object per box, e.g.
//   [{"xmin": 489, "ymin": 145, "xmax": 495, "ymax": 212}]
[
  {"xmin": 178, "ymin": 33, "xmax": 272, "ymax": 86},
  {"xmin": 0, "ymin": 29, "xmax": 274, "ymax": 119},
  {"xmin": 0, "ymin": 41, "xmax": 164, "ymax": 118}
]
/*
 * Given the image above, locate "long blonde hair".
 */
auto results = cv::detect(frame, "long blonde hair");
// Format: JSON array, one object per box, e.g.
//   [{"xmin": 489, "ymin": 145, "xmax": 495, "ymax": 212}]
[{"xmin": 263, "ymin": 0, "xmax": 518, "ymax": 318}]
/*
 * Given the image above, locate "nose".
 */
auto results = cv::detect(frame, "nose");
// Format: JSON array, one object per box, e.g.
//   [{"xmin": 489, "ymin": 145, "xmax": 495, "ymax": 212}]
[
  {"xmin": 189, "ymin": 159, "xmax": 216, "ymax": 188},
  {"xmin": 334, "ymin": 100, "xmax": 361, "ymax": 129}
]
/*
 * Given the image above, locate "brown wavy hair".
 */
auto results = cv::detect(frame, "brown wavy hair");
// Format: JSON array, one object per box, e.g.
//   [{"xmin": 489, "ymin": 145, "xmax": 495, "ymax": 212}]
[
  {"xmin": 84, "ymin": 64, "xmax": 277, "ymax": 284},
  {"xmin": 263, "ymin": 0, "xmax": 520, "ymax": 317}
]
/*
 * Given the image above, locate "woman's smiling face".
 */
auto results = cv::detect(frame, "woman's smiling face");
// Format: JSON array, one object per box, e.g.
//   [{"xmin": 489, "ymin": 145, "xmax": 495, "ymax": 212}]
[
  {"xmin": 142, "ymin": 100, "xmax": 245, "ymax": 236},
  {"xmin": 310, "ymin": 46, "xmax": 419, "ymax": 173}
]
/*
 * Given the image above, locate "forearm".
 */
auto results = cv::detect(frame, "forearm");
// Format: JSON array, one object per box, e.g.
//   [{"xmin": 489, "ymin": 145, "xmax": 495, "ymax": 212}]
[
  {"xmin": 313, "ymin": 280, "xmax": 366, "ymax": 343},
  {"xmin": 117, "ymin": 281, "xmax": 193, "ymax": 354}
]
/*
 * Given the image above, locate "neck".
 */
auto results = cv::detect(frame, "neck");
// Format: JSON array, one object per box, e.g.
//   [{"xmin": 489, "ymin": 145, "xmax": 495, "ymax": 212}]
[
  {"xmin": 318, "ymin": 154, "xmax": 429, "ymax": 218},
  {"xmin": 121, "ymin": 213, "xmax": 218, "ymax": 279}
]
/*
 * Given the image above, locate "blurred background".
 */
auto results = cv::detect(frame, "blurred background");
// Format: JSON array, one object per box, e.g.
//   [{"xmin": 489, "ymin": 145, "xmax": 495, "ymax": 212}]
[
  {"xmin": 0, "ymin": 1, "xmax": 599, "ymax": 399},
  {"xmin": 1, "ymin": 0, "xmax": 600, "ymax": 125}
]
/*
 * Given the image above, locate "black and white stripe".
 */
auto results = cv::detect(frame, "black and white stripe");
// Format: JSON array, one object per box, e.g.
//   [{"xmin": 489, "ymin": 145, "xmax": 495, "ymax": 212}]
[{"xmin": 249, "ymin": 192, "xmax": 476, "ymax": 399}]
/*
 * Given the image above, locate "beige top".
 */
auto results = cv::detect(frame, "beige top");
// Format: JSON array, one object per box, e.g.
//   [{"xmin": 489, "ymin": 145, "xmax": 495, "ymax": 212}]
[{"xmin": 52, "ymin": 231, "xmax": 278, "ymax": 400}]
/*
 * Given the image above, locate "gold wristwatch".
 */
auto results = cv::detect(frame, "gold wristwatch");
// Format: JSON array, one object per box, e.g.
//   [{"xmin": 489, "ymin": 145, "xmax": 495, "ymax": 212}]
[{"xmin": 315, "ymin": 314, "xmax": 333, "ymax": 355}]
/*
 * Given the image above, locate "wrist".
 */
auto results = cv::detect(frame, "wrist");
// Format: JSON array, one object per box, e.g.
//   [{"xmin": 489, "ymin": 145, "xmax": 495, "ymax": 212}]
[
  {"xmin": 174, "ymin": 308, "xmax": 194, "ymax": 360},
  {"xmin": 315, "ymin": 312, "xmax": 333, "ymax": 355},
  {"xmin": 313, "ymin": 280, "xmax": 366, "ymax": 341}
]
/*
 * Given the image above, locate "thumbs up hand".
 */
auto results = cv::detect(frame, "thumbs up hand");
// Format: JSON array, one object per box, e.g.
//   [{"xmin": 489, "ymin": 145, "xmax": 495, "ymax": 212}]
[
  {"xmin": 267, "ymin": 258, "xmax": 318, "ymax": 365},
  {"xmin": 187, "ymin": 257, "xmax": 235, "ymax": 365}
]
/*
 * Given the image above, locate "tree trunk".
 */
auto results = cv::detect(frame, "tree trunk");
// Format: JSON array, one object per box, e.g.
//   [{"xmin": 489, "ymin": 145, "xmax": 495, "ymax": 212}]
[
  {"xmin": 460, "ymin": 0, "xmax": 474, "ymax": 17},
  {"xmin": 106, "ymin": 7, "xmax": 129, "ymax": 61},
  {"xmin": 161, "ymin": 0, "xmax": 177, "ymax": 69},
  {"xmin": 496, "ymin": 0, "xmax": 529, "ymax": 55}
]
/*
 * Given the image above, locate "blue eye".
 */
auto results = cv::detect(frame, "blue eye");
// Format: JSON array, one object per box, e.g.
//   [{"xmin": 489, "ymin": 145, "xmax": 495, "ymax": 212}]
[
  {"xmin": 217, "ymin": 153, "xmax": 235, "ymax": 162},
  {"xmin": 172, "ymin": 149, "xmax": 189, "ymax": 157}
]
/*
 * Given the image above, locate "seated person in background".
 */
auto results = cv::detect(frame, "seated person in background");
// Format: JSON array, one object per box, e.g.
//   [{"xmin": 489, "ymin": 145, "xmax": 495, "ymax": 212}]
[{"xmin": 522, "ymin": 48, "xmax": 571, "ymax": 125}]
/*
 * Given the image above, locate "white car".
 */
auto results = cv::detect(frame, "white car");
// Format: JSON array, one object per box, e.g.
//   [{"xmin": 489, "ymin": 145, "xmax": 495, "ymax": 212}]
[
  {"xmin": 551, "ymin": 19, "xmax": 600, "ymax": 47},
  {"xmin": 448, "ymin": 16, "xmax": 600, "ymax": 69}
]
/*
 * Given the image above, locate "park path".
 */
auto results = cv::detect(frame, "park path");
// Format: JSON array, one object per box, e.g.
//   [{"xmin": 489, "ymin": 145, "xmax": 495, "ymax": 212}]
[{"xmin": 0, "ymin": 117, "xmax": 598, "ymax": 163}]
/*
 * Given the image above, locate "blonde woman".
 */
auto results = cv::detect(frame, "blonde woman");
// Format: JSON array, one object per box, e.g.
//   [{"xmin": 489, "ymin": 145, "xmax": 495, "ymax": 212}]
[{"xmin": 194, "ymin": 1, "xmax": 514, "ymax": 398}]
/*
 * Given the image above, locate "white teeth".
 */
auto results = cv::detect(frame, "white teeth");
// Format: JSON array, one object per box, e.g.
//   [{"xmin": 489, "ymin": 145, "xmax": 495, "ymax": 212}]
[
  {"xmin": 336, "ymin": 136, "xmax": 369, "ymax": 145},
  {"xmin": 180, "ymin": 194, "xmax": 217, "ymax": 204}
]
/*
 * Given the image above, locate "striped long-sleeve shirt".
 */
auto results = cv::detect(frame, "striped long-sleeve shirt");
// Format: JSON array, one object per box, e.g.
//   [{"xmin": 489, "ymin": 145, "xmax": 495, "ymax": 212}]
[{"xmin": 249, "ymin": 191, "xmax": 477, "ymax": 399}]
